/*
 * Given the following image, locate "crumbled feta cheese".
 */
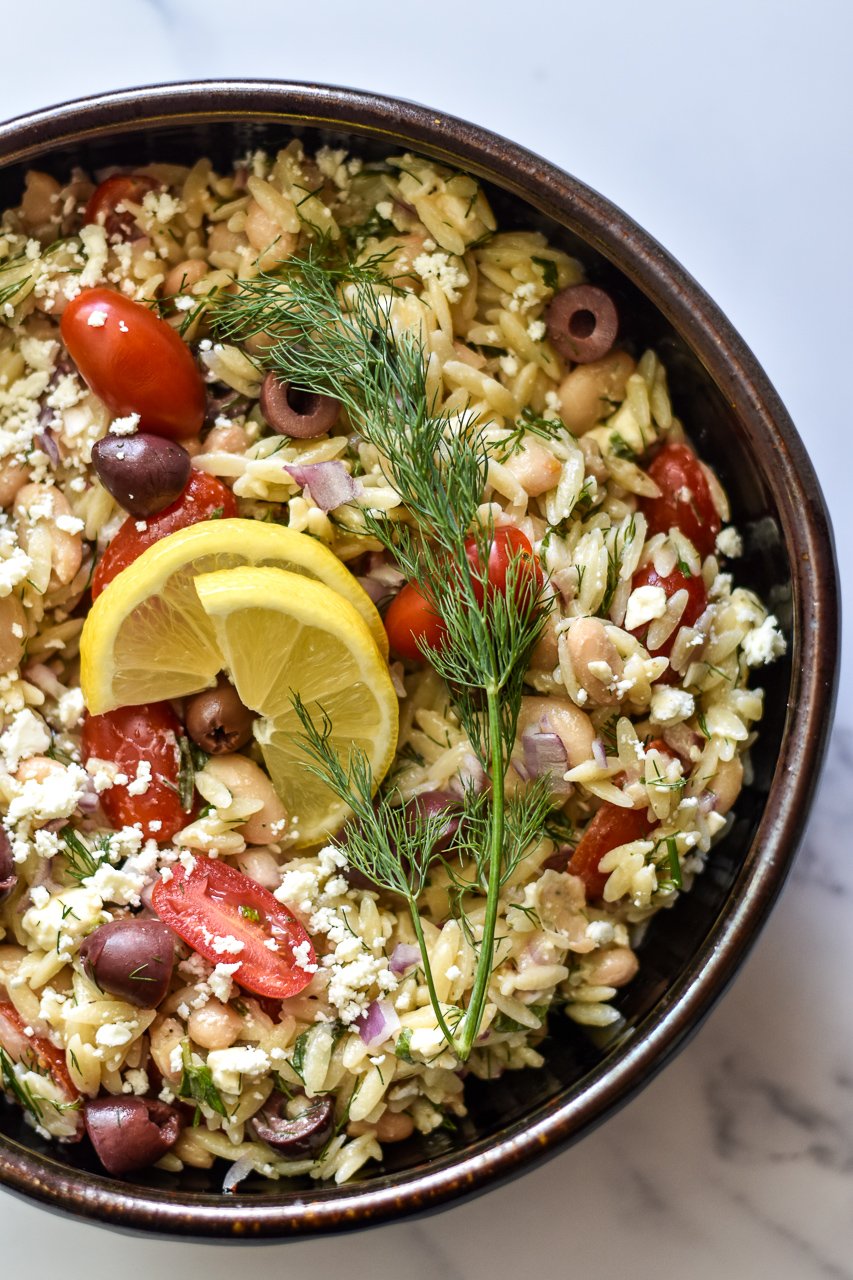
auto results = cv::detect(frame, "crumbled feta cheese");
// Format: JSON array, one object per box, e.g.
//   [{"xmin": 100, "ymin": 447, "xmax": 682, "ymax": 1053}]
[
  {"xmin": 207, "ymin": 1046, "xmax": 270, "ymax": 1094},
  {"xmin": 585, "ymin": 920, "xmax": 616, "ymax": 946},
  {"xmin": 715, "ymin": 527, "xmax": 743, "ymax": 558},
  {"xmin": 86, "ymin": 309, "xmax": 108, "ymax": 328},
  {"xmin": 649, "ymin": 685, "xmax": 695, "ymax": 726},
  {"xmin": 0, "ymin": 709, "xmax": 51, "ymax": 771},
  {"xmin": 624, "ymin": 584, "xmax": 668, "ymax": 632},
  {"xmin": 527, "ymin": 319, "xmax": 546, "ymax": 341},
  {"xmin": 291, "ymin": 939, "xmax": 318, "ymax": 973},
  {"xmin": 412, "ymin": 251, "xmax": 469, "ymax": 303},
  {"xmin": 56, "ymin": 688, "xmax": 85, "ymax": 731},
  {"xmin": 96, "ymin": 1022, "xmax": 136, "ymax": 1048},
  {"xmin": 209, "ymin": 962, "xmax": 241, "ymax": 1002},
  {"xmin": 126, "ymin": 760, "xmax": 152, "ymax": 797},
  {"xmin": 741, "ymin": 615, "xmax": 787, "ymax": 666},
  {"xmin": 109, "ymin": 412, "xmax": 140, "ymax": 437}
]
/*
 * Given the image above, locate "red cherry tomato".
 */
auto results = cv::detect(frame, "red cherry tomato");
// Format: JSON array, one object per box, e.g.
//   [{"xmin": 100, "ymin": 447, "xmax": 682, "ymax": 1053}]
[
  {"xmin": 384, "ymin": 582, "xmax": 446, "ymax": 661},
  {"xmin": 629, "ymin": 562, "xmax": 708, "ymax": 659},
  {"xmin": 464, "ymin": 526, "xmax": 543, "ymax": 608},
  {"xmin": 0, "ymin": 1001, "xmax": 81, "ymax": 1131},
  {"xmin": 639, "ymin": 442, "xmax": 721, "ymax": 559},
  {"xmin": 568, "ymin": 803, "xmax": 655, "ymax": 899},
  {"xmin": 60, "ymin": 288, "xmax": 205, "ymax": 440},
  {"xmin": 84, "ymin": 173, "xmax": 159, "ymax": 239},
  {"xmin": 91, "ymin": 471, "xmax": 237, "ymax": 598},
  {"xmin": 384, "ymin": 527, "xmax": 542, "ymax": 661},
  {"xmin": 152, "ymin": 856, "xmax": 316, "ymax": 1000},
  {"xmin": 81, "ymin": 703, "xmax": 187, "ymax": 841}
]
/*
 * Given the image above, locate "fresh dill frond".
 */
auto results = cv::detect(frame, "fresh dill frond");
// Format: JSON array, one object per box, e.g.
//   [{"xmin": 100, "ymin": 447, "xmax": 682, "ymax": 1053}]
[
  {"xmin": 178, "ymin": 1040, "xmax": 227, "ymax": 1121},
  {"xmin": 214, "ymin": 244, "xmax": 553, "ymax": 1060},
  {"xmin": 60, "ymin": 827, "xmax": 110, "ymax": 883}
]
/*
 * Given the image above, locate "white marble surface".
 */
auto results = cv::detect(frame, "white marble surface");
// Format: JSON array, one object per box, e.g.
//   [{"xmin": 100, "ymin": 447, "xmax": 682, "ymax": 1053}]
[{"xmin": 2, "ymin": 0, "xmax": 851, "ymax": 1273}]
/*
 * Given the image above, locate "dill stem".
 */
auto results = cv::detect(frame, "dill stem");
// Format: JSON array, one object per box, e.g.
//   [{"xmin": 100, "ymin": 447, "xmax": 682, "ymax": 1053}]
[
  {"xmin": 454, "ymin": 684, "xmax": 505, "ymax": 1061},
  {"xmin": 406, "ymin": 898, "xmax": 456, "ymax": 1047}
]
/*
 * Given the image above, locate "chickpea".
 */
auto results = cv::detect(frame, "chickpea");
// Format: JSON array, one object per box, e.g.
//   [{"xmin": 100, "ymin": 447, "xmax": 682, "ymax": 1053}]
[
  {"xmin": 15, "ymin": 755, "xmax": 64, "ymax": 786},
  {"xmin": 202, "ymin": 754, "xmax": 288, "ymax": 845},
  {"xmin": 187, "ymin": 999, "xmax": 243, "ymax": 1051},
  {"xmin": 711, "ymin": 756, "xmax": 743, "ymax": 815},
  {"xmin": 0, "ymin": 460, "xmax": 31, "ymax": 509},
  {"xmin": 0, "ymin": 595, "xmax": 26, "ymax": 673},
  {"xmin": 558, "ymin": 351, "xmax": 636, "ymax": 435},
  {"xmin": 586, "ymin": 945, "xmax": 639, "ymax": 988},
  {"xmin": 13, "ymin": 483, "xmax": 83, "ymax": 588},
  {"xmin": 504, "ymin": 438, "xmax": 563, "ymax": 497},
  {"xmin": 162, "ymin": 258, "xmax": 208, "ymax": 297},
  {"xmin": 201, "ymin": 423, "xmax": 249, "ymax": 455},
  {"xmin": 565, "ymin": 618, "xmax": 624, "ymax": 706},
  {"xmin": 244, "ymin": 201, "xmax": 297, "ymax": 267},
  {"xmin": 518, "ymin": 695, "xmax": 595, "ymax": 768}
]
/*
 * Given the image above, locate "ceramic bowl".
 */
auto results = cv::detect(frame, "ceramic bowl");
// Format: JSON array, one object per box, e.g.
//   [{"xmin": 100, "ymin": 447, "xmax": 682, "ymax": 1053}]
[{"xmin": 0, "ymin": 80, "xmax": 839, "ymax": 1239}]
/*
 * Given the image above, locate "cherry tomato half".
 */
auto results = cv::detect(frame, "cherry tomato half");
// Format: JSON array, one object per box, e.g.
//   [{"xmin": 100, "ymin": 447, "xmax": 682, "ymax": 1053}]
[
  {"xmin": 0, "ymin": 1001, "xmax": 81, "ymax": 1131},
  {"xmin": 629, "ymin": 562, "xmax": 708, "ymax": 660},
  {"xmin": 639, "ymin": 442, "xmax": 721, "ymax": 559},
  {"xmin": 384, "ymin": 527, "xmax": 542, "ymax": 661},
  {"xmin": 152, "ymin": 856, "xmax": 316, "ymax": 1000},
  {"xmin": 464, "ymin": 526, "xmax": 543, "ymax": 608},
  {"xmin": 84, "ymin": 173, "xmax": 159, "ymax": 239},
  {"xmin": 91, "ymin": 471, "xmax": 237, "ymax": 598},
  {"xmin": 81, "ymin": 703, "xmax": 187, "ymax": 841},
  {"xmin": 384, "ymin": 583, "xmax": 446, "ymax": 661},
  {"xmin": 60, "ymin": 288, "xmax": 206, "ymax": 441},
  {"xmin": 568, "ymin": 803, "xmax": 655, "ymax": 899}
]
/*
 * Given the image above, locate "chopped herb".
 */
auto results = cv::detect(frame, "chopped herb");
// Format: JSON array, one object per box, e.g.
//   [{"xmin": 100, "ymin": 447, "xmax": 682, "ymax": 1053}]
[
  {"xmin": 177, "ymin": 737, "xmax": 207, "ymax": 812},
  {"xmin": 290, "ymin": 1029, "xmax": 310, "ymax": 1082},
  {"xmin": 0, "ymin": 1046, "xmax": 43, "ymax": 1121},
  {"xmin": 531, "ymin": 256, "xmax": 558, "ymax": 291},
  {"xmin": 239, "ymin": 905, "xmax": 260, "ymax": 923},
  {"xmin": 395, "ymin": 1027, "xmax": 415, "ymax": 1063},
  {"xmin": 60, "ymin": 827, "xmax": 110, "ymax": 883},
  {"xmin": 178, "ymin": 1040, "xmax": 227, "ymax": 1119}
]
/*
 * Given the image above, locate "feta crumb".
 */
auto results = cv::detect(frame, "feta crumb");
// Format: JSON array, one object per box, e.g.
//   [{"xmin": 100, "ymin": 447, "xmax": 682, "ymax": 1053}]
[
  {"xmin": 0, "ymin": 709, "xmax": 51, "ymax": 771},
  {"xmin": 209, "ymin": 961, "xmax": 241, "ymax": 1002},
  {"xmin": 715, "ymin": 527, "xmax": 743, "ymax": 558},
  {"xmin": 624, "ymin": 584, "xmax": 668, "ymax": 632},
  {"xmin": 650, "ymin": 685, "xmax": 695, "ymax": 726},
  {"xmin": 207, "ymin": 1045, "xmax": 270, "ymax": 1094},
  {"xmin": 412, "ymin": 251, "xmax": 469, "ymax": 303},
  {"xmin": 527, "ymin": 319, "xmax": 546, "ymax": 341},
  {"xmin": 86, "ymin": 309, "xmax": 108, "ymax": 328},
  {"xmin": 109, "ymin": 412, "xmax": 140, "ymax": 437},
  {"xmin": 741, "ymin": 615, "xmax": 787, "ymax": 666},
  {"xmin": 96, "ymin": 1022, "xmax": 136, "ymax": 1048}
]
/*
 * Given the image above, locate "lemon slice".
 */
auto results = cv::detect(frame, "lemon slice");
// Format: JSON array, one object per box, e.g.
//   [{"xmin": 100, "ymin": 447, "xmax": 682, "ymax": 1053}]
[
  {"xmin": 81, "ymin": 518, "xmax": 387, "ymax": 714},
  {"xmin": 194, "ymin": 565, "xmax": 398, "ymax": 846}
]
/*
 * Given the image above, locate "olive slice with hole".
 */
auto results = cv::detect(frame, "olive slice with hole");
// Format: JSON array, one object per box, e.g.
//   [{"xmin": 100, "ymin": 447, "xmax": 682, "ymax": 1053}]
[
  {"xmin": 546, "ymin": 285, "xmax": 618, "ymax": 365},
  {"xmin": 259, "ymin": 373, "xmax": 340, "ymax": 438}
]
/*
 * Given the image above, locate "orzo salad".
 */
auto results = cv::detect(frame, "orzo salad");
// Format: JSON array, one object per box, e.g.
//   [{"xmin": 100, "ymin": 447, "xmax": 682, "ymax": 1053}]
[{"xmin": 0, "ymin": 146, "xmax": 785, "ymax": 1186}]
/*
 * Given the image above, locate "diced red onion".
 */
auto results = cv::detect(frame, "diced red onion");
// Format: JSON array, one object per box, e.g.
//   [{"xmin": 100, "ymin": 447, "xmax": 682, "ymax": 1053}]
[
  {"xmin": 521, "ymin": 730, "xmax": 571, "ymax": 793},
  {"xmin": 591, "ymin": 738, "xmax": 607, "ymax": 769},
  {"xmin": 284, "ymin": 461, "xmax": 360, "ymax": 512},
  {"xmin": 37, "ymin": 428, "xmax": 61, "ymax": 468},
  {"xmin": 358, "ymin": 999, "xmax": 401, "ymax": 1049},
  {"xmin": 222, "ymin": 1154, "xmax": 256, "ymax": 1193},
  {"xmin": 389, "ymin": 943, "xmax": 421, "ymax": 975},
  {"xmin": 698, "ymin": 791, "xmax": 716, "ymax": 814},
  {"xmin": 356, "ymin": 575, "xmax": 387, "ymax": 604}
]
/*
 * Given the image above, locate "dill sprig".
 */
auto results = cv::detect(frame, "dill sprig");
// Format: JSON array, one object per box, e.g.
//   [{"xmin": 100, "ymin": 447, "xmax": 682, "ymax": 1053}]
[{"xmin": 213, "ymin": 244, "xmax": 552, "ymax": 1060}]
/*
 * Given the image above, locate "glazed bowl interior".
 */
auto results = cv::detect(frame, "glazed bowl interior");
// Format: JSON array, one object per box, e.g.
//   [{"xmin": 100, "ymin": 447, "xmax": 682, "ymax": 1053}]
[{"xmin": 0, "ymin": 83, "xmax": 838, "ymax": 1238}]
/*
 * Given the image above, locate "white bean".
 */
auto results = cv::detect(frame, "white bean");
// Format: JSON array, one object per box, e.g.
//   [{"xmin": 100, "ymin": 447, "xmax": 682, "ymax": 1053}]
[
  {"xmin": 203, "ymin": 754, "xmax": 288, "ymax": 845},
  {"xmin": 14, "ymin": 483, "xmax": 83, "ymax": 588},
  {"xmin": 504, "ymin": 438, "xmax": 563, "ymax": 497},
  {"xmin": 0, "ymin": 596, "xmax": 26, "ymax": 672},
  {"xmin": 586, "ymin": 945, "xmax": 639, "ymax": 988},
  {"xmin": 0, "ymin": 460, "xmax": 31, "ymax": 509},
  {"xmin": 187, "ymin": 1000, "xmax": 243, "ymax": 1050},
  {"xmin": 162, "ymin": 258, "xmax": 208, "ymax": 296},
  {"xmin": 566, "ymin": 618, "xmax": 624, "ymax": 706},
  {"xmin": 558, "ymin": 351, "xmax": 636, "ymax": 434},
  {"xmin": 201, "ymin": 423, "xmax": 249, "ymax": 454},
  {"xmin": 149, "ymin": 1016, "xmax": 184, "ymax": 1083},
  {"xmin": 518, "ymin": 695, "xmax": 595, "ymax": 767},
  {"xmin": 235, "ymin": 847, "xmax": 283, "ymax": 890},
  {"xmin": 245, "ymin": 201, "xmax": 297, "ymax": 267}
]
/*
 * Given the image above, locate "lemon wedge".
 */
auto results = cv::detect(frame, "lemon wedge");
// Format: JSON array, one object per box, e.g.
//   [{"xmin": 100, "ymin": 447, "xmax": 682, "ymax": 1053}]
[
  {"xmin": 80, "ymin": 518, "xmax": 387, "ymax": 714},
  {"xmin": 193, "ymin": 565, "xmax": 398, "ymax": 846}
]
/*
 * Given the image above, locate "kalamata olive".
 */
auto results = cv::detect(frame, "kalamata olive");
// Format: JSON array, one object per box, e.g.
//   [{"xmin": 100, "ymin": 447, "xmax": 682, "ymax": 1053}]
[
  {"xmin": 259, "ymin": 373, "xmax": 340, "ymax": 438},
  {"xmin": 252, "ymin": 1094, "xmax": 334, "ymax": 1156},
  {"xmin": 91, "ymin": 432, "xmax": 192, "ymax": 517},
  {"xmin": 80, "ymin": 919, "xmax": 175, "ymax": 1008},
  {"xmin": 0, "ymin": 828, "xmax": 16, "ymax": 903},
  {"xmin": 546, "ymin": 285, "xmax": 619, "ymax": 365},
  {"xmin": 84, "ymin": 1096, "xmax": 181, "ymax": 1176},
  {"xmin": 185, "ymin": 674, "xmax": 256, "ymax": 754}
]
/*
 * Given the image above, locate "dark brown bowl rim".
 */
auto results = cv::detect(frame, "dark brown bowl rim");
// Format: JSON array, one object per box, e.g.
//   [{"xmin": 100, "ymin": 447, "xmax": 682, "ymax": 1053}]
[{"xmin": 0, "ymin": 79, "xmax": 839, "ymax": 1240}]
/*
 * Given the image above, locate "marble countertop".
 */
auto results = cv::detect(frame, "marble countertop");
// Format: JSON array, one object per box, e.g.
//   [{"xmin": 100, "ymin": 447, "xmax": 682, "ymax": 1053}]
[{"xmin": 1, "ymin": 0, "xmax": 850, "ymax": 1274}]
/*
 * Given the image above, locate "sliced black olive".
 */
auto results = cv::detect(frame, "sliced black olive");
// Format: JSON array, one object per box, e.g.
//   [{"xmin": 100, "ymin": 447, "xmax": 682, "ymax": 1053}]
[
  {"xmin": 252, "ymin": 1094, "xmax": 334, "ymax": 1156},
  {"xmin": 260, "ymin": 373, "xmax": 340, "ymax": 439},
  {"xmin": 546, "ymin": 285, "xmax": 618, "ymax": 365}
]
